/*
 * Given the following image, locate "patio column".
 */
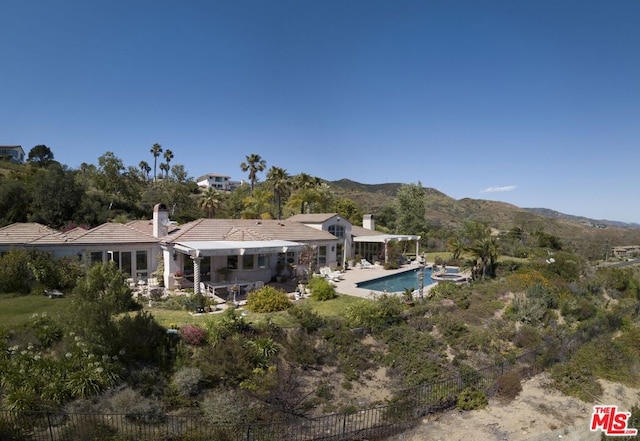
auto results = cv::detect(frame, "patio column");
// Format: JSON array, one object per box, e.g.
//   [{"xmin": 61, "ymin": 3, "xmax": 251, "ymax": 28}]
[
  {"xmin": 192, "ymin": 257, "xmax": 202, "ymax": 294},
  {"xmin": 384, "ymin": 240, "xmax": 389, "ymax": 264}
]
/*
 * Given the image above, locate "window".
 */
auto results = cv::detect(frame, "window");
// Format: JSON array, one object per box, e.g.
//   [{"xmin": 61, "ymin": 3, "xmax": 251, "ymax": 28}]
[
  {"xmin": 328, "ymin": 224, "xmax": 345, "ymax": 239},
  {"xmin": 136, "ymin": 251, "xmax": 148, "ymax": 278},
  {"xmin": 257, "ymin": 254, "xmax": 269, "ymax": 268},
  {"xmin": 227, "ymin": 255, "xmax": 238, "ymax": 269},
  {"xmin": 242, "ymin": 254, "xmax": 254, "ymax": 270},
  {"xmin": 90, "ymin": 252, "xmax": 103, "ymax": 265},
  {"xmin": 318, "ymin": 246, "xmax": 327, "ymax": 266}
]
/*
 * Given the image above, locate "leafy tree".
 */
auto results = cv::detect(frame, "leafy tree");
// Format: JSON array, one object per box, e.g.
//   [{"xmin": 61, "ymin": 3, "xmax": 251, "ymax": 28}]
[
  {"xmin": 0, "ymin": 178, "xmax": 30, "ymax": 225},
  {"xmin": 150, "ymin": 143, "xmax": 163, "ymax": 182},
  {"xmin": 240, "ymin": 153, "xmax": 266, "ymax": 195},
  {"xmin": 27, "ymin": 144, "xmax": 54, "ymax": 167},
  {"xmin": 335, "ymin": 198, "xmax": 363, "ymax": 225},
  {"xmin": 266, "ymin": 166, "xmax": 291, "ymax": 219},
  {"xmin": 68, "ymin": 262, "xmax": 136, "ymax": 351},
  {"xmin": 96, "ymin": 151, "xmax": 128, "ymax": 210},
  {"xmin": 395, "ymin": 182, "xmax": 426, "ymax": 235},
  {"xmin": 465, "ymin": 236, "xmax": 499, "ymax": 280},
  {"xmin": 30, "ymin": 164, "xmax": 84, "ymax": 228}
]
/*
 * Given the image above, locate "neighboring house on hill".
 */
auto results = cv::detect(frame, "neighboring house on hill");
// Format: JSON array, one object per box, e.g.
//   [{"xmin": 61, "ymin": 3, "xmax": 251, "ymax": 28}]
[
  {"xmin": 611, "ymin": 245, "xmax": 640, "ymax": 259},
  {"xmin": 0, "ymin": 145, "xmax": 25, "ymax": 163},
  {"xmin": 196, "ymin": 173, "xmax": 243, "ymax": 191},
  {"xmin": 0, "ymin": 204, "xmax": 340, "ymax": 294}
]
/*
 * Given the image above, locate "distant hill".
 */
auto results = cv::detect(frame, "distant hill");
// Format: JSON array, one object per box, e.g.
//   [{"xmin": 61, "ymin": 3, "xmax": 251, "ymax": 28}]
[{"xmin": 328, "ymin": 179, "xmax": 640, "ymax": 251}]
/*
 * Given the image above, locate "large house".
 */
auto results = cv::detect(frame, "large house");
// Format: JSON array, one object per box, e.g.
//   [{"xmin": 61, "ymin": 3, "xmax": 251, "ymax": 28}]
[
  {"xmin": 0, "ymin": 205, "xmax": 421, "ymax": 295},
  {"xmin": 0, "ymin": 205, "xmax": 340, "ymax": 294},
  {"xmin": 0, "ymin": 145, "xmax": 25, "ymax": 163}
]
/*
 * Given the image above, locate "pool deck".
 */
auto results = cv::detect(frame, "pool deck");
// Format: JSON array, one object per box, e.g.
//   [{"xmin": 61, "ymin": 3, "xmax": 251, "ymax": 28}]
[{"xmin": 330, "ymin": 263, "xmax": 438, "ymax": 299}]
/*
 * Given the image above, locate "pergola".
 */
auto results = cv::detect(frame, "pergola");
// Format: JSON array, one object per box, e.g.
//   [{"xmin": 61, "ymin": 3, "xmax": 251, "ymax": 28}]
[
  {"xmin": 352, "ymin": 234, "xmax": 421, "ymax": 264},
  {"xmin": 173, "ymin": 240, "xmax": 306, "ymax": 294}
]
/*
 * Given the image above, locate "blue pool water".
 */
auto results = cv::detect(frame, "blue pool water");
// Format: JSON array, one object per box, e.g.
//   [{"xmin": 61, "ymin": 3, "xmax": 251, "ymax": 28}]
[{"xmin": 356, "ymin": 267, "xmax": 457, "ymax": 293}]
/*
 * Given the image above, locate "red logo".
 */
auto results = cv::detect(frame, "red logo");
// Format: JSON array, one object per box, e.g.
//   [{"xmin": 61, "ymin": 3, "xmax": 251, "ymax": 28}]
[{"xmin": 590, "ymin": 405, "xmax": 638, "ymax": 436}]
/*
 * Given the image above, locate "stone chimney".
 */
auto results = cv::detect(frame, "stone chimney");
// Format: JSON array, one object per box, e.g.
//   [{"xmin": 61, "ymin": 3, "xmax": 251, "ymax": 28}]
[
  {"xmin": 153, "ymin": 203, "xmax": 169, "ymax": 238},
  {"xmin": 363, "ymin": 214, "xmax": 375, "ymax": 230}
]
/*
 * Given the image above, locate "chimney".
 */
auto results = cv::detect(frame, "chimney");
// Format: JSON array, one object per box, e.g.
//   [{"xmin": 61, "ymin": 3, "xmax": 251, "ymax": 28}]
[
  {"xmin": 363, "ymin": 214, "xmax": 375, "ymax": 230},
  {"xmin": 153, "ymin": 203, "xmax": 169, "ymax": 238}
]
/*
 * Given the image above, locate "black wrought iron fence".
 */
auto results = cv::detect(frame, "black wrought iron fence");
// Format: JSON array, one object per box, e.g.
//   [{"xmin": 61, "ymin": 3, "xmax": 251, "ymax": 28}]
[{"xmin": 0, "ymin": 349, "xmax": 539, "ymax": 441}]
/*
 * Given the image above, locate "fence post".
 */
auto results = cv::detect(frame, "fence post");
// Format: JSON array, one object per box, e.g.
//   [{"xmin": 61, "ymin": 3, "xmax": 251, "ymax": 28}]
[
  {"xmin": 46, "ymin": 411, "xmax": 55, "ymax": 441},
  {"xmin": 342, "ymin": 412, "xmax": 347, "ymax": 436}
]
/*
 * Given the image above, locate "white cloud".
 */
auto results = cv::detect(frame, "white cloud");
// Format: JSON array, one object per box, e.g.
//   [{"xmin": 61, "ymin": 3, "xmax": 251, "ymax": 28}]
[{"xmin": 480, "ymin": 185, "xmax": 517, "ymax": 194}]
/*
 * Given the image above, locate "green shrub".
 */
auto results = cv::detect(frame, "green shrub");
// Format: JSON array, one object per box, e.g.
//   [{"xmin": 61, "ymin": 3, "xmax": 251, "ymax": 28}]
[
  {"xmin": 456, "ymin": 387, "xmax": 488, "ymax": 410},
  {"xmin": 287, "ymin": 303, "xmax": 325, "ymax": 333},
  {"xmin": 344, "ymin": 295, "xmax": 404, "ymax": 334},
  {"xmin": 307, "ymin": 277, "xmax": 337, "ymax": 301},
  {"xmin": 246, "ymin": 286, "xmax": 291, "ymax": 313},
  {"xmin": 172, "ymin": 367, "xmax": 203, "ymax": 398}
]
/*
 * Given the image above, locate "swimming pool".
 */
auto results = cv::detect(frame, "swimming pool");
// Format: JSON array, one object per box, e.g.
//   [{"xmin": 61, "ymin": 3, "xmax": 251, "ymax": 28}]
[{"xmin": 356, "ymin": 266, "xmax": 459, "ymax": 293}]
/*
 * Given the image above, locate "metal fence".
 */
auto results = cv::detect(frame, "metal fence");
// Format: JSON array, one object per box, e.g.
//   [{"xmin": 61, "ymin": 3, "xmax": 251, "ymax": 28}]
[{"xmin": 0, "ymin": 350, "xmax": 539, "ymax": 441}]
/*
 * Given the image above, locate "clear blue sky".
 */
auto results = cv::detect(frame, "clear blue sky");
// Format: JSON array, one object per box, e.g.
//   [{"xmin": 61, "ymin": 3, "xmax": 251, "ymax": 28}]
[{"xmin": 2, "ymin": 0, "xmax": 639, "ymax": 223}]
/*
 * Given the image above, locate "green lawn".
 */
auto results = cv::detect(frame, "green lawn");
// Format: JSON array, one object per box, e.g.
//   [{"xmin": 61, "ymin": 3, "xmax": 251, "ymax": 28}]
[
  {"xmin": 1, "ymin": 291, "xmax": 365, "ymax": 330},
  {"xmin": 143, "ymin": 294, "xmax": 364, "ymax": 328},
  {"xmin": 0, "ymin": 293, "xmax": 71, "ymax": 328}
]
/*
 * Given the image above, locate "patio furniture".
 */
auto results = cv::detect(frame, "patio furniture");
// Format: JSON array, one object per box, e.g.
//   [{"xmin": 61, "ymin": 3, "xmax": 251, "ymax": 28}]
[{"xmin": 360, "ymin": 259, "xmax": 374, "ymax": 269}]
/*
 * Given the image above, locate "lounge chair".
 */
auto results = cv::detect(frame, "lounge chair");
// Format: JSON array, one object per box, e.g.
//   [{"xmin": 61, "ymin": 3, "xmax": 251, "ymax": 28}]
[
  {"xmin": 319, "ymin": 266, "xmax": 344, "ymax": 281},
  {"xmin": 360, "ymin": 259, "xmax": 374, "ymax": 269}
]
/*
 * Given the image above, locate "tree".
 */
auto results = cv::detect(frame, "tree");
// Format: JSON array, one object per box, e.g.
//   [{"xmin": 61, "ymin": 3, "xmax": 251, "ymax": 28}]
[
  {"xmin": 139, "ymin": 160, "xmax": 151, "ymax": 180},
  {"xmin": 242, "ymin": 188, "xmax": 273, "ymax": 219},
  {"xmin": 31, "ymin": 164, "xmax": 84, "ymax": 228},
  {"xmin": 199, "ymin": 187, "xmax": 223, "ymax": 218},
  {"xmin": 240, "ymin": 153, "xmax": 266, "ymax": 195},
  {"xmin": 466, "ymin": 236, "xmax": 499, "ymax": 280},
  {"xmin": 150, "ymin": 143, "xmax": 163, "ymax": 182},
  {"xmin": 395, "ymin": 182, "xmax": 426, "ymax": 235},
  {"xmin": 0, "ymin": 179, "xmax": 30, "ymax": 225},
  {"xmin": 163, "ymin": 149, "xmax": 174, "ymax": 178},
  {"xmin": 68, "ymin": 262, "xmax": 136, "ymax": 352},
  {"xmin": 159, "ymin": 162, "xmax": 170, "ymax": 179},
  {"xmin": 96, "ymin": 151, "xmax": 128, "ymax": 210},
  {"xmin": 266, "ymin": 166, "xmax": 291, "ymax": 220},
  {"xmin": 290, "ymin": 173, "xmax": 322, "ymax": 214},
  {"xmin": 27, "ymin": 144, "xmax": 55, "ymax": 167}
]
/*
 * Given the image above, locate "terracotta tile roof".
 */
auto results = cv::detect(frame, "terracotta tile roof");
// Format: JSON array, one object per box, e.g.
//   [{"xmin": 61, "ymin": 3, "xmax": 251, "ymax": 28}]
[
  {"xmin": 286, "ymin": 213, "xmax": 339, "ymax": 223},
  {"xmin": 127, "ymin": 219, "xmax": 180, "ymax": 236},
  {"xmin": 71, "ymin": 223, "xmax": 158, "ymax": 244},
  {"xmin": 0, "ymin": 223, "xmax": 61, "ymax": 245},
  {"xmin": 164, "ymin": 219, "xmax": 337, "ymax": 244}
]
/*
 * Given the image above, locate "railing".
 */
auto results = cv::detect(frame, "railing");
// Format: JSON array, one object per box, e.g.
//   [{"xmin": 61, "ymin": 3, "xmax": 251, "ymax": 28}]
[{"xmin": 0, "ymin": 350, "xmax": 540, "ymax": 441}]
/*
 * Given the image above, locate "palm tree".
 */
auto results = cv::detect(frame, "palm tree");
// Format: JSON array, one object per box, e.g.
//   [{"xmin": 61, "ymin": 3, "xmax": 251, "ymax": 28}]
[
  {"xmin": 241, "ymin": 188, "xmax": 273, "ymax": 219},
  {"xmin": 138, "ymin": 161, "xmax": 151, "ymax": 180},
  {"xmin": 291, "ymin": 173, "xmax": 322, "ymax": 213},
  {"xmin": 150, "ymin": 143, "xmax": 163, "ymax": 182},
  {"xmin": 240, "ymin": 153, "xmax": 266, "ymax": 195},
  {"xmin": 447, "ymin": 235, "xmax": 466, "ymax": 261},
  {"xmin": 266, "ymin": 166, "xmax": 291, "ymax": 220},
  {"xmin": 159, "ymin": 163, "xmax": 170, "ymax": 179},
  {"xmin": 467, "ymin": 236, "xmax": 499, "ymax": 280},
  {"xmin": 163, "ymin": 149, "xmax": 174, "ymax": 177},
  {"xmin": 199, "ymin": 187, "xmax": 223, "ymax": 218}
]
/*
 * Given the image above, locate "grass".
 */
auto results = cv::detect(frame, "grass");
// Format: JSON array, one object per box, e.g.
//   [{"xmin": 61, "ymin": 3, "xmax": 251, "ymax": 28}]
[
  {"xmin": 139, "ymin": 294, "xmax": 364, "ymax": 328},
  {"xmin": 0, "ymin": 293, "xmax": 71, "ymax": 328}
]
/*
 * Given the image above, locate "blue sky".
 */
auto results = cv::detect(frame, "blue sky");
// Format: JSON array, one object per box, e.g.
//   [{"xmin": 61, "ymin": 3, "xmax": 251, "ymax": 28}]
[{"xmin": 2, "ymin": 0, "xmax": 639, "ymax": 223}]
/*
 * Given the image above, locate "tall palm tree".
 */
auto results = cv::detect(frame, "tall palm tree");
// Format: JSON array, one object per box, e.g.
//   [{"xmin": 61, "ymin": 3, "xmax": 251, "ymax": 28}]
[
  {"xmin": 163, "ymin": 149, "xmax": 174, "ymax": 177},
  {"xmin": 150, "ymin": 143, "xmax": 163, "ymax": 182},
  {"xmin": 266, "ymin": 166, "xmax": 291, "ymax": 220},
  {"xmin": 240, "ymin": 153, "xmax": 266, "ymax": 195},
  {"xmin": 241, "ymin": 188, "xmax": 273, "ymax": 219},
  {"xmin": 138, "ymin": 161, "xmax": 151, "ymax": 180},
  {"xmin": 199, "ymin": 187, "xmax": 223, "ymax": 218}
]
